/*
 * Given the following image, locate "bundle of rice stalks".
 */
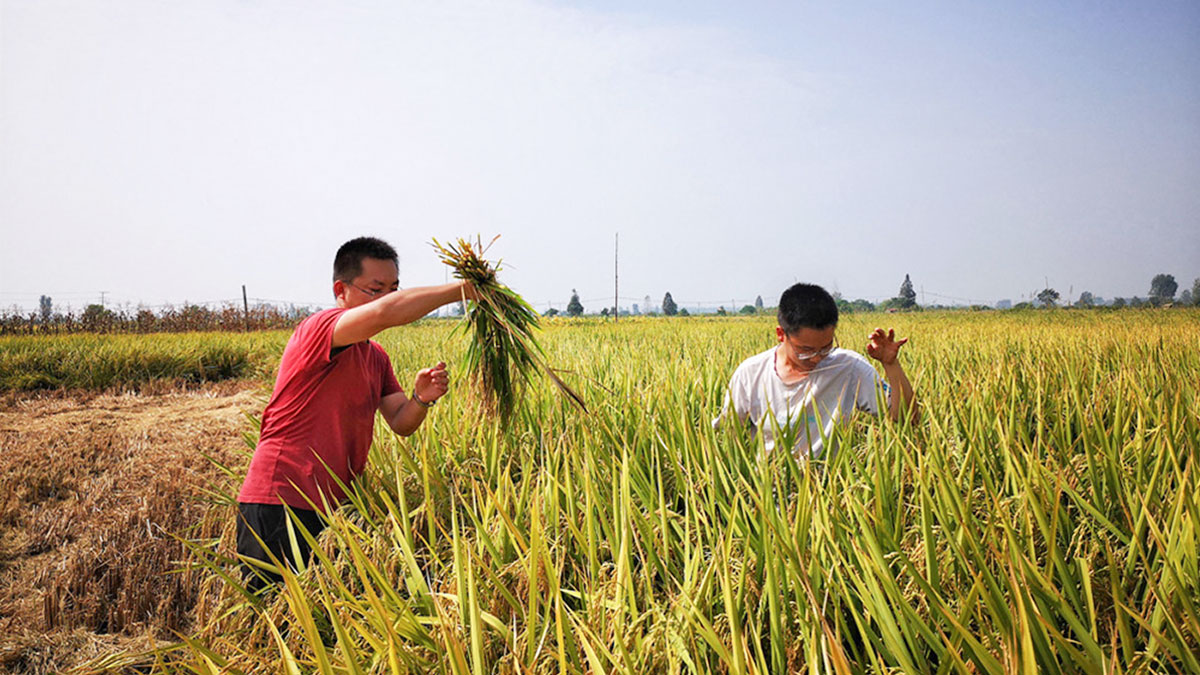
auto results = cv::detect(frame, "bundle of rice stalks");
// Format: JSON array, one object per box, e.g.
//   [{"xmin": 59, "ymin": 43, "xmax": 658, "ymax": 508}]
[{"xmin": 432, "ymin": 236, "xmax": 586, "ymax": 419}]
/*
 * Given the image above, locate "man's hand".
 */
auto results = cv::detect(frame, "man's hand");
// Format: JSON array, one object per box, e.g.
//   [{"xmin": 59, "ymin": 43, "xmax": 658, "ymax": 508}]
[
  {"xmin": 866, "ymin": 327, "xmax": 908, "ymax": 366},
  {"xmin": 413, "ymin": 362, "xmax": 450, "ymax": 404}
]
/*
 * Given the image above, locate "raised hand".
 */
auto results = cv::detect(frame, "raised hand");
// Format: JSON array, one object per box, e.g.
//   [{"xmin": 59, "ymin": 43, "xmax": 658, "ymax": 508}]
[
  {"xmin": 866, "ymin": 328, "xmax": 908, "ymax": 366},
  {"xmin": 413, "ymin": 361, "xmax": 450, "ymax": 404}
]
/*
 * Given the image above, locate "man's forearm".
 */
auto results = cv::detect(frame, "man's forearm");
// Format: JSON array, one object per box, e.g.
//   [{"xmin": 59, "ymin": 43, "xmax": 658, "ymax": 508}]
[
  {"xmin": 377, "ymin": 283, "xmax": 469, "ymax": 327},
  {"xmin": 389, "ymin": 397, "xmax": 430, "ymax": 436},
  {"xmin": 883, "ymin": 362, "xmax": 917, "ymax": 423}
]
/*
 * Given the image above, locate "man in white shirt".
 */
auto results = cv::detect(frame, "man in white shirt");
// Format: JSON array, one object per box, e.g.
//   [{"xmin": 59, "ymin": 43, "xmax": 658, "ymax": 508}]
[{"xmin": 714, "ymin": 283, "xmax": 916, "ymax": 458}]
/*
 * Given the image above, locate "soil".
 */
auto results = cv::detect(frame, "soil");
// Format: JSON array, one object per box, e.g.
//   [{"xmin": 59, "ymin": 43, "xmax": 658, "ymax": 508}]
[{"xmin": 0, "ymin": 382, "xmax": 264, "ymax": 674}]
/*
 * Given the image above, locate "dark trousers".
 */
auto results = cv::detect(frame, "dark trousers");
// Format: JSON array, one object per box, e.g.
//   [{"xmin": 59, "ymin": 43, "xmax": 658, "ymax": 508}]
[{"xmin": 236, "ymin": 503, "xmax": 327, "ymax": 591}]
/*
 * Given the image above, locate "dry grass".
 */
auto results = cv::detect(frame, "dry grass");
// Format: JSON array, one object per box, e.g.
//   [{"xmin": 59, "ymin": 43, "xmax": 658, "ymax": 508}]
[{"xmin": 0, "ymin": 383, "xmax": 260, "ymax": 674}]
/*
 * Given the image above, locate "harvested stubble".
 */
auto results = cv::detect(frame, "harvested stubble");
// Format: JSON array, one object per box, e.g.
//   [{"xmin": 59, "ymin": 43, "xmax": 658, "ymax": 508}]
[
  {"xmin": 432, "ymin": 236, "xmax": 585, "ymax": 419},
  {"xmin": 0, "ymin": 384, "xmax": 259, "ymax": 674},
  {"xmin": 138, "ymin": 310, "xmax": 1200, "ymax": 673}
]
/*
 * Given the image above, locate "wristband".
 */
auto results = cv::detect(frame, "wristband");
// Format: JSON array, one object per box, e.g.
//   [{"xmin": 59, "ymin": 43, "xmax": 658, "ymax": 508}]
[{"xmin": 412, "ymin": 391, "xmax": 435, "ymax": 408}]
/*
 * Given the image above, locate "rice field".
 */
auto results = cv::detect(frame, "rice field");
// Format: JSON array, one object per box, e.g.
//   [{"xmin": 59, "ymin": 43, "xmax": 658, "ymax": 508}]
[
  {"xmin": 0, "ymin": 332, "xmax": 285, "ymax": 392},
  {"xmin": 108, "ymin": 310, "xmax": 1199, "ymax": 672}
]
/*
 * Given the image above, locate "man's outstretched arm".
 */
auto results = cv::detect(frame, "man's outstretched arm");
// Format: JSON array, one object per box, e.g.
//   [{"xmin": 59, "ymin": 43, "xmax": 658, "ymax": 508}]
[
  {"xmin": 867, "ymin": 327, "xmax": 918, "ymax": 423},
  {"xmin": 333, "ymin": 282, "xmax": 475, "ymax": 347}
]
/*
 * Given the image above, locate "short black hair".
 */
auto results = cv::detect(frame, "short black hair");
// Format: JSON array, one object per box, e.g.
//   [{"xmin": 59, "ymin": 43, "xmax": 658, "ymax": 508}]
[
  {"xmin": 333, "ymin": 237, "xmax": 398, "ymax": 283},
  {"xmin": 777, "ymin": 283, "xmax": 838, "ymax": 333}
]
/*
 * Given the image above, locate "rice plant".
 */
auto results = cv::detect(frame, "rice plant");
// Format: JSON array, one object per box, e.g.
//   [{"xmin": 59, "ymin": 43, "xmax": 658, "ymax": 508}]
[
  {"xmin": 432, "ymin": 236, "xmax": 585, "ymax": 420},
  {"xmin": 109, "ymin": 310, "xmax": 1199, "ymax": 673}
]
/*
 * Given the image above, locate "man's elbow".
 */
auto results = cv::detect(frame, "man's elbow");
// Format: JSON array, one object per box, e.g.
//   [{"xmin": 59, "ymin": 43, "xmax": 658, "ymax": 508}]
[{"xmin": 387, "ymin": 418, "xmax": 417, "ymax": 436}]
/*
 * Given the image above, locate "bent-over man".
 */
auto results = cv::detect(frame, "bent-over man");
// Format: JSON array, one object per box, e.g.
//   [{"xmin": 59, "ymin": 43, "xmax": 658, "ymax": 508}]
[{"xmin": 714, "ymin": 283, "xmax": 916, "ymax": 458}]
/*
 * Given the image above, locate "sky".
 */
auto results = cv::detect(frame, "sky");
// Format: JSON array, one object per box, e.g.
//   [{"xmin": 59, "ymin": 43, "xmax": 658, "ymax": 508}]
[{"xmin": 2, "ymin": 0, "xmax": 1198, "ymax": 313}]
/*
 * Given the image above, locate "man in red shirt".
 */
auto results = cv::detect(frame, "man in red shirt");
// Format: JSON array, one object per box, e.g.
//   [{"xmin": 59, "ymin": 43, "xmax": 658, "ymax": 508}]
[{"xmin": 236, "ymin": 236, "xmax": 475, "ymax": 588}]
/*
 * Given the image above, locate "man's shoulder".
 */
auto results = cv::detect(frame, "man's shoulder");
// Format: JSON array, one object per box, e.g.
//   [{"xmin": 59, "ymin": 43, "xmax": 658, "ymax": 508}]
[
  {"xmin": 819, "ymin": 349, "xmax": 877, "ymax": 379},
  {"xmin": 289, "ymin": 307, "xmax": 345, "ymax": 338},
  {"xmin": 731, "ymin": 347, "xmax": 776, "ymax": 380}
]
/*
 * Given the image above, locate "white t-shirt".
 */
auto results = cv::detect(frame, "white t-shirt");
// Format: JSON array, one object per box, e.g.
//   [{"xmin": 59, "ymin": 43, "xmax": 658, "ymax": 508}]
[{"xmin": 713, "ymin": 347, "xmax": 889, "ymax": 458}]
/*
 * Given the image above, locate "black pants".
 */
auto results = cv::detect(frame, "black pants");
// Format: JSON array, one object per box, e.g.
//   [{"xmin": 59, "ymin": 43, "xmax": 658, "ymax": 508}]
[{"xmin": 236, "ymin": 503, "xmax": 327, "ymax": 591}]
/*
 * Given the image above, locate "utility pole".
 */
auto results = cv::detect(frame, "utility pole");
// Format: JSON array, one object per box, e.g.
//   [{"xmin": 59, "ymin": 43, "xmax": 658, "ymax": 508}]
[
  {"xmin": 242, "ymin": 285, "xmax": 250, "ymax": 332},
  {"xmin": 99, "ymin": 291, "xmax": 108, "ymax": 308},
  {"xmin": 614, "ymin": 232, "xmax": 619, "ymax": 323}
]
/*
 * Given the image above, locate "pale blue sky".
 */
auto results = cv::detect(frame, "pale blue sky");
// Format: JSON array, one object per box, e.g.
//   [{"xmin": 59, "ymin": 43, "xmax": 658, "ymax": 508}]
[{"xmin": 2, "ymin": 0, "xmax": 1197, "ymax": 313}]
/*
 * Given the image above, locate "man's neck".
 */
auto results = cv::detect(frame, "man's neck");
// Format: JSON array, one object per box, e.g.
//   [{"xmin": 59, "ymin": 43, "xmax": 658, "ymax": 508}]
[{"xmin": 773, "ymin": 345, "xmax": 810, "ymax": 385}]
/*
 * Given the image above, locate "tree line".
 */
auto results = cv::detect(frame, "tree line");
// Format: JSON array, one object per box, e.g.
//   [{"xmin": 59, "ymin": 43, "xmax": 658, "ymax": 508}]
[
  {"xmin": 0, "ymin": 298, "xmax": 315, "ymax": 336},
  {"xmin": 6, "ymin": 273, "xmax": 1195, "ymax": 335},
  {"xmin": 544, "ymin": 273, "xmax": 1200, "ymax": 318}
]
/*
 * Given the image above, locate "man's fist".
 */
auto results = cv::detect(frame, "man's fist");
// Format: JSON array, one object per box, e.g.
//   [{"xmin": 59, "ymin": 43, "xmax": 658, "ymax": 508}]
[{"xmin": 413, "ymin": 362, "xmax": 449, "ymax": 404}]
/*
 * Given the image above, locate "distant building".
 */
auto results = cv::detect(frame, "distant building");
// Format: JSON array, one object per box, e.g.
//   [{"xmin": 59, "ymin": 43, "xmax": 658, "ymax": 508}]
[
  {"xmin": 995, "ymin": 299, "xmax": 1012, "ymax": 309},
  {"xmin": 632, "ymin": 303, "xmax": 639, "ymax": 314}
]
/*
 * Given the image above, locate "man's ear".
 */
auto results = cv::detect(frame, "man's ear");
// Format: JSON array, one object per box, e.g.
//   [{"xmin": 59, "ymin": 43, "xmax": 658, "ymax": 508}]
[
  {"xmin": 333, "ymin": 280, "xmax": 347, "ymax": 302},
  {"xmin": 775, "ymin": 325, "xmax": 785, "ymax": 342}
]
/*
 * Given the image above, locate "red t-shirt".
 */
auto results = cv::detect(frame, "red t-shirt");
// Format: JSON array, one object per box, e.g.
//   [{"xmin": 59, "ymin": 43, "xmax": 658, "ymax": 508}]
[{"xmin": 238, "ymin": 308, "xmax": 402, "ymax": 512}]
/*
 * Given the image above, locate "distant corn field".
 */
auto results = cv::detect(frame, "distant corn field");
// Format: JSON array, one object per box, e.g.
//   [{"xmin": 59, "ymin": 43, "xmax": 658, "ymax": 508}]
[
  {"xmin": 101, "ymin": 311, "xmax": 1197, "ymax": 673},
  {"xmin": 0, "ymin": 302, "xmax": 320, "ymax": 336}
]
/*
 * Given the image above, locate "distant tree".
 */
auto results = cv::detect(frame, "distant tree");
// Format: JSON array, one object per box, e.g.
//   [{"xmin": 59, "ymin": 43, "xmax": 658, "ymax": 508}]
[
  {"xmin": 739, "ymin": 304, "xmax": 756, "ymax": 315},
  {"xmin": 600, "ymin": 307, "xmax": 609, "ymax": 317},
  {"xmin": 754, "ymin": 295, "xmax": 764, "ymax": 311},
  {"xmin": 543, "ymin": 307, "xmax": 560, "ymax": 317},
  {"xmin": 567, "ymin": 289, "xmax": 584, "ymax": 317},
  {"xmin": 1111, "ymin": 297, "xmax": 1127, "ymax": 309},
  {"xmin": 898, "ymin": 274, "xmax": 917, "ymax": 309},
  {"xmin": 1130, "ymin": 296, "xmax": 1145, "ymax": 308},
  {"xmin": 1013, "ymin": 301, "xmax": 1034, "ymax": 310},
  {"xmin": 850, "ymin": 298, "xmax": 875, "ymax": 312},
  {"xmin": 1149, "ymin": 274, "xmax": 1178, "ymax": 304},
  {"xmin": 81, "ymin": 303, "xmax": 114, "ymax": 331},
  {"xmin": 1192, "ymin": 278, "xmax": 1200, "ymax": 306},
  {"xmin": 39, "ymin": 295, "xmax": 52, "ymax": 323},
  {"xmin": 678, "ymin": 307, "xmax": 690, "ymax": 316},
  {"xmin": 1076, "ymin": 291, "xmax": 1095, "ymax": 308},
  {"xmin": 662, "ymin": 292, "xmax": 678, "ymax": 316},
  {"xmin": 1036, "ymin": 288, "xmax": 1060, "ymax": 307},
  {"xmin": 1179, "ymin": 289, "xmax": 1192, "ymax": 306},
  {"xmin": 716, "ymin": 306, "xmax": 727, "ymax": 316}
]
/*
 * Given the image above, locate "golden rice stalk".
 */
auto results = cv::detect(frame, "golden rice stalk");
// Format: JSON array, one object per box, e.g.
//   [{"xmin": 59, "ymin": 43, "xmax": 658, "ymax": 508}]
[{"xmin": 432, "ymin": 235, "xmax": 586, "ymax": 420}]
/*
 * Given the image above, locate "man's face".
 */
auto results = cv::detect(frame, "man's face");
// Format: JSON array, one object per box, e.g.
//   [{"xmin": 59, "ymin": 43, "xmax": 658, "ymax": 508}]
[
  {"xmin": 776, "ymin": 324, "xmax": 837, "ymax": 372},
  {"xmin": 334, "ymin": 257, "xmax": 400, "ymax": 309}
]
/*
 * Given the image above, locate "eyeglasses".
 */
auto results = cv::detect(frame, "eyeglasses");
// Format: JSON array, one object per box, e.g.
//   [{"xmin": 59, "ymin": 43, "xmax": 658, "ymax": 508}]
[
  {"xmin": 788, "ymin": 335, "xmax": 838, "ymax": 361},
  {"xmin": 346, "ymin": 281, "xmax": 396, "ymax": 298}
]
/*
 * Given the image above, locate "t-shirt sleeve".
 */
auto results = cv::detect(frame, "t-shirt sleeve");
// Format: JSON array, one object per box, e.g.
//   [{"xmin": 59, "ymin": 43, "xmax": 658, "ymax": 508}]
[
  {"xmin": 712, "ymin": 368, "xmax": 751, "ymax": 429},
  {"xmin": 286, "ymin": 308, "xmax": 347, "ymax": 371},
  {"xmin": 374, "ymin": 345, "xmax": 403, "ymax": 397},
  {"xmin": 854, "ymin": 359, "xmax": 889, "ymax": 415}
]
